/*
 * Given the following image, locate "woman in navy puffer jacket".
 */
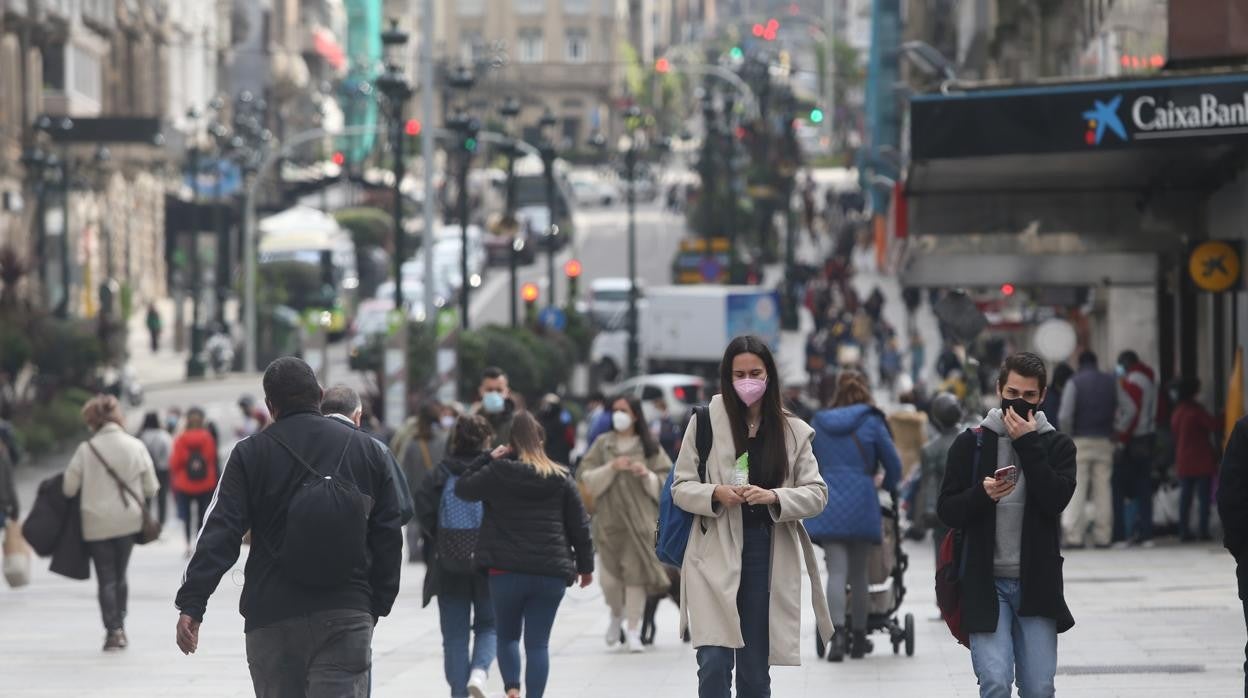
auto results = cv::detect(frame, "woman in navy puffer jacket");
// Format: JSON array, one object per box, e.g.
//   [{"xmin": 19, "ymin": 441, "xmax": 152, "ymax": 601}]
[{"xmin": 805, "ymin": 370, "xmax": 902, "ymax": 661}]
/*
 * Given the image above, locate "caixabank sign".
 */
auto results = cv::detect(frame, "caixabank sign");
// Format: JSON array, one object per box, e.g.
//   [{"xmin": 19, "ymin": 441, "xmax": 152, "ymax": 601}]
[{"xmin": 911, "ymin": 73, "xmax": 1248, "ymax": 160}]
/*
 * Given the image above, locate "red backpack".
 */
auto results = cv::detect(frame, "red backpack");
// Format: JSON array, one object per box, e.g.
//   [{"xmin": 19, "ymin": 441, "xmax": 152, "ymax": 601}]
[{"xmin": 935, "ymin": 427, "xmax": 982, "ymax": 648}]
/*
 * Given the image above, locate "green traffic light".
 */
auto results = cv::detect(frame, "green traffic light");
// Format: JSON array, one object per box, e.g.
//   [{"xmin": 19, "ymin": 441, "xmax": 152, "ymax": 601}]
[
  {"xmin": 810, "ymin": 108, "xmax": 825, "ymax": 124},
  {"xmin": 464, "ymin": 137, "xmax": 478, "ymax": 151},
  {"xmin": 729, "ymin": 46, "xmax": 744, "ymax": 60}
]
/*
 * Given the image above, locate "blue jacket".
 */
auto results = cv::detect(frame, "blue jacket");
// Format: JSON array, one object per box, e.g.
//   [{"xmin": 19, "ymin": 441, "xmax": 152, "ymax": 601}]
[{"xmin": 805, "ymin": 404, "xmax": 902, "ymax": 543}]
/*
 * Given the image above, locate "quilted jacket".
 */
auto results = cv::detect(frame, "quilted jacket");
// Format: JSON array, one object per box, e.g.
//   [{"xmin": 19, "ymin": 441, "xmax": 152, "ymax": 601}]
[{"xmin": 805, "ymin": 404, "xmax": 902, "ymax": 543}]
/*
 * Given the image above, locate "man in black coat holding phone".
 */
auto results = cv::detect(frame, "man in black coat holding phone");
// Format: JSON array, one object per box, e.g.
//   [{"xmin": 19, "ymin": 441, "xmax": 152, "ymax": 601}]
[
  {"xmin": 1217, "ymin": 415, "xmax": 1248, "ymax": 697},
  {"xmin": 939, "ymin": 352, "xmax": 1077, "ymax": 698}
]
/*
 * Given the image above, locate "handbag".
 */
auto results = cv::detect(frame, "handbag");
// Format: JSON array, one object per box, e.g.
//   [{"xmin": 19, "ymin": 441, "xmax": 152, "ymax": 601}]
[
  {"xmin": 3, "ymin": 523, "xmax": 31, "ymax": 588},
  {"xmin": 87, "ymin": 441, "xmax": 161, "ymax": 545}
]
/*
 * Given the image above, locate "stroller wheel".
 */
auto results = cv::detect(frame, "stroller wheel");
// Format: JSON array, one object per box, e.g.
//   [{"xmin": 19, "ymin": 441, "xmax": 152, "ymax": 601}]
[{"xmin": 904, "ymin": 614, "xmax": 915, "ymax": 657}]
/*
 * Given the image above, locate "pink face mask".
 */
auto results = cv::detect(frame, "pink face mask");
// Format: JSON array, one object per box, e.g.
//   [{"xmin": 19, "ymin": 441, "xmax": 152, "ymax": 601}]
[{"xmin": 733, "ymin": 378, "xmax": 768, "ymax": 407}]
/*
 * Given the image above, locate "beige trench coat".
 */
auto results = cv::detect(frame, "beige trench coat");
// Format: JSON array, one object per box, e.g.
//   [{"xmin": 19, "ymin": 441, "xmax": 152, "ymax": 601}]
[{"xmin": 672, "ymin": 395, "xmax": 834, "ymax": 666}]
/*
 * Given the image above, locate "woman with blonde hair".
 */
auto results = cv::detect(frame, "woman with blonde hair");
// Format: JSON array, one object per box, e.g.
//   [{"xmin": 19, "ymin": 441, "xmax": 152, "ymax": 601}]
[
  {"xmin": 455, "ymin": 411, "xmax": 594, "ymax": 698},
  {"xmin": 63, "ymin": 394, "xmax": 159, "ymax": 651}
]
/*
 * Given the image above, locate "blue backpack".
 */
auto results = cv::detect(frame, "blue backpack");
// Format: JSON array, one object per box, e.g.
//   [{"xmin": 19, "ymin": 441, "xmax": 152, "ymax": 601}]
[
  {"xmin": 436, "ymin": 466, "xmax": 485, "ymax": 575},
  {"xmin": 655, "ymin": 405, "xmax": 713, "ymax": 567}
]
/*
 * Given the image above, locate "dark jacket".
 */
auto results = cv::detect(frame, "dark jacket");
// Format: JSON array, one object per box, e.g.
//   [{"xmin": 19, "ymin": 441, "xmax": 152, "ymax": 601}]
[
  {"xmin": 1059, "ymin": 368, "xmax": 1118, "ymax": 437},
  {"xmin": 413, "ymin": 453, "xmax": 486, "ymax": 607},
  {"xmin": 175, "ymin": 411, "xmax": 404, "ymax": 632},
  {"xmin": 937, "ymin": 427, "xmax": 1077, "ymax": 634},
  {"xmin": 327, "ymin": 414, "xmax": 415, "ymax": 525},
  {"xmin": 22, "ymin": 474, "xmax": 90, "ymax": 580},
  {"xmin": 454, "ymin": 456, "xmax": 594, "ymax": 584},
  {"xmin": 1218, "ymin": 416, "xmax": 1248, "ymax": 559}
]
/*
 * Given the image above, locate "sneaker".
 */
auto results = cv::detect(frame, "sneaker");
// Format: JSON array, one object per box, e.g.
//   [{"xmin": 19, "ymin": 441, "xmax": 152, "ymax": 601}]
[
  {"xmin": 103, "ymin": 631, "xmax": 124, "ymax": 652},
  {"xmin": 625, "ymin": 629, "xmax": 645, "ymax": 653},
  {"xmin": 605, "ymin": 615, "xmax": 623, "ymax": 647},
  {"xmin": 466, "ymin": 668, "xmax": 488, "ymax": 698},
  {"xmin": 116, "ymin": 630, "xmax": 128, "ymax": 649},
  {"xmin": 1140, "ymin": 539, "xmax": 1156, "ymax": 549}
]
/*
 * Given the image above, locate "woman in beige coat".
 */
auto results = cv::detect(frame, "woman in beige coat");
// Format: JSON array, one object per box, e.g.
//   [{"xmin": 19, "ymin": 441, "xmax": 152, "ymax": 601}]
[
  {"xmin": 577, "ymin": 393, "xmax": 673, "ymax": 652},
  {"xmin": 672, "ymin": 336, "xmax": 833, "ymax": 697},
  {"xmin": 63, "ymin": 395, "xmax": 159, "ymax": 651}
]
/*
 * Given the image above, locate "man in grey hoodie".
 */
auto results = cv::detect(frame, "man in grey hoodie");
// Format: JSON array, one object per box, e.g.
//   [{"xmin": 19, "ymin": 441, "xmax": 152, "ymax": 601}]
[{"xmin": 939, "ymin": 352, "xmax": 1078, "ymax": 698}]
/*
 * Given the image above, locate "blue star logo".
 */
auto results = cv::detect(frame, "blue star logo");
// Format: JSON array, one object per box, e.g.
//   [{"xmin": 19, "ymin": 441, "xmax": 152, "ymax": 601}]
[{"xmin": 1082, "ymin": 95, "xmax": 1127, "ymax": 145}]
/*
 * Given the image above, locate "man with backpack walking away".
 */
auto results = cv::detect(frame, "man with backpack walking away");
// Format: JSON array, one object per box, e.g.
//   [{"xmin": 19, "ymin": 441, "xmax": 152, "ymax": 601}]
[
  {"xmin": 174, "ymin": 357, "xmax": 404, "ymax": 698},
  {"xmin": 938, "ymin": 352, "xmax": 1077, "ymax": 698},
  {"xmin": 321, "ymin": 385, "xmax": 415, "ymax": 527}
]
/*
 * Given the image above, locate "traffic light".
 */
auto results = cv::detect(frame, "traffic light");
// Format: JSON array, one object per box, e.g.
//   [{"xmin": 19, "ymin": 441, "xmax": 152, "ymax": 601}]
[
  {"xmin": 331, "ymin": 151, "xmax": 345, "ymax": 166},
  {"xmin": 521, "ymin": 282, "xmax": 539, "ymax": 325},
  {"xmin": 655, "ymin": 57, "xmax": 671, "ymax": 74},
  {"xmin": 752, "ymin": 23, "xmax": 765, "ymax": 38},
  {"xmin": 763, "ymin": 18, "xmax": 779, "ymax": 41},
  {"xmin": 461, "ymin": 117, "xmax": 480, "ymax": 153},
  {"xmin": 729, "ymin": 46, "xmax": 744, "ymax": 60},
  {"xmin": 809, "ymin": 108, "xmax": 825, "ymax": 124},
  {"xmin": 404, "ymin": 119, "xmax": 421, "ymax": 136},
  {"xmin": 564, "ymin": 259, "xmax": 582, "ymax": 305},
  {"xmin": 1001, "ymin": 283, "xmax": 1016, "ymax": 296}
]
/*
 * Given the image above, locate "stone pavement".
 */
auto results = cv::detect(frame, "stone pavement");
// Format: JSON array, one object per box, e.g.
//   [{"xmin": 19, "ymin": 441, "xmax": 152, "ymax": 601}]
[{"xmin": 2, "ymin": 496, "xmax": 1244, "ymax": 698}]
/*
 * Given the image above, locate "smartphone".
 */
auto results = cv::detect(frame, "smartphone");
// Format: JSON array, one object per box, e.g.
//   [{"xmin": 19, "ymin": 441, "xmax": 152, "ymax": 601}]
[{"xmin": 993, "ymin": 465, "xmax": 1019, "ymax": 485}]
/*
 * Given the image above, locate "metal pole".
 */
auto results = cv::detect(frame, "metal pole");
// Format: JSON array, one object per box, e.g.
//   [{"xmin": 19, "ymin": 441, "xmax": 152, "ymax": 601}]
[
  {"xmin": 458, "ymin": 151, "xmax": 470, "ymax": 329},
  {"xmin": 214, "ymin": 158, "xmax": 228, "ymax": 328},
  {"xmin": 392, "ymin": 113, "xmax": 406, "ymax": 311},
  {"xmin": 625, "ymin": 145, "xmax": 639, "ymax": 377},
  {"xmin": 509, "ymin": 240, "xmax": 519, "ymax": 329},
  {"xmin": 243, "ymin": 180, "xmax": 257, "ymax": 372},
  {"xmin": 506, "ymin": 148, "xmax": 519, "ymax": 328},
  {"xmin": 544, "ymin": 151, "xmax": 557, "ymax": 309},
  {"xmin": 58, "ymin": 155, "xmax": 71, "ymax": 318},
  {"xmin": 420, "ymin": 0, "xmax": 437, "ymax": 326}
]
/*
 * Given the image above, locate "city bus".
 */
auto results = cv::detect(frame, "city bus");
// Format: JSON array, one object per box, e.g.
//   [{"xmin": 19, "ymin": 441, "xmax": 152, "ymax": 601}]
[{"xmin": 258, "ymin": 206, "xmax": 359, "ymax": 338}]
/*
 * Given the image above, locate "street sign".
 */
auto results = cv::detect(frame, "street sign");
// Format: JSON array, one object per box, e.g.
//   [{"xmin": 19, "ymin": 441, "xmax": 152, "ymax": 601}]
[
  {"xmin": 1189, "ymin": 241, "xmax": 1242, "ymax": 293},
  {"xmin": 539, "ymin": 306, "xmax": 567, "ymax": 331},
  {"xmin": 699, "ymin": 258, "xmax": 723, "ymax": 282}
]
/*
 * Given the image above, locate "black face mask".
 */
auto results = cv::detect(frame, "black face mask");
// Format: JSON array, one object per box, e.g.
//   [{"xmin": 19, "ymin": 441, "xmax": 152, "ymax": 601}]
[{"xmin": 1001, "ymin": 397, "xmax": 1038, "ymax": 420}]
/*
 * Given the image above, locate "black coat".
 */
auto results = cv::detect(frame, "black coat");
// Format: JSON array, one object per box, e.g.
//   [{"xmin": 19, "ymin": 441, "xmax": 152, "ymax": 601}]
[
  {"xmin": 175, "ymin": 412, "xmax": 404, "ymax": 632},
  {"xmin": 1218, "ymin": 416, "xmax": 1248, "ymax": 559},
  {"xmin": 937, "ymin": 427, "xmax": 1077, "ymax": 634},
  {"xmin": 22, "ymin": 474, "xmax": 90, "ymax": 580},
  {"xmin": 454, "ymin": 456, "xmax": 593, "ymax": 584},
  {"xmin": 413, "ymin": 453, "xmax": 487, "ymax": 607}
]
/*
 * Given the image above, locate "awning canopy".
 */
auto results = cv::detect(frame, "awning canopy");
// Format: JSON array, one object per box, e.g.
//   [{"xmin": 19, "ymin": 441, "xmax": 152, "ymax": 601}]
[{"xmin": 906, "ymin": 71, "xmax": 1248, "ymax": 237}]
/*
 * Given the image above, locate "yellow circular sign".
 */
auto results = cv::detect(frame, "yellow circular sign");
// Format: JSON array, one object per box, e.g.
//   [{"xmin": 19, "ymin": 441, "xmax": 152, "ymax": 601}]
[{"xmin": 1189, "ymin": 241, "xmax": 1241, "ymax": 292}]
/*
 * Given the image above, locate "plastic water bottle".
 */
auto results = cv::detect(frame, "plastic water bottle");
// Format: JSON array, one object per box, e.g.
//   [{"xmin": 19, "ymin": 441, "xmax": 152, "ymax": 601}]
[{"xmin": 733, "ymin": 453, "xmax": 750, "ymax": 487}]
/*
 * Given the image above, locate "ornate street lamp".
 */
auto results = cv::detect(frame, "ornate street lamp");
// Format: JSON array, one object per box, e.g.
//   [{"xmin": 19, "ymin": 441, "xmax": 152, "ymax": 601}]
[
  {"xmin": 375, "ymin": 19, "xmax": 413, "ymax": 311},
  {"xmin": 621, "ymin": 105, "xmax": 645, "ymax": 377},
  {"xmin": 446, "ymin": 65, "xmax": 477, "ymax": 329},
  {"xmin": 538, "ymin": 108, "xmax": 559, "ymax": 310},
  {"xmin": 499, "ymin": 96, "xmax": 523, "ymax": 328}
]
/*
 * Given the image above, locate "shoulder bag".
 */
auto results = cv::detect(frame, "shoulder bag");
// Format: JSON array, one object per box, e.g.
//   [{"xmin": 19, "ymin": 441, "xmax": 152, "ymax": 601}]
[{"xmin": 87, "ymin": 441, "xmax": 161, "ymax": 545}]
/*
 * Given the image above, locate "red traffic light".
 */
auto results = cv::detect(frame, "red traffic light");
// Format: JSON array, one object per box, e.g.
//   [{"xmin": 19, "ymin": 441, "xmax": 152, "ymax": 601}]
[
  {"xmin": 331, "ymin": 151, "xmax": 345, "ymax": 166},
  {"xmin": 404, "ymin": 119, "xmax": 422, "ymax": 136},
  {"xmin": 752, "ymin": 23, "xmax": 765, "ymax": 37},
  {"xmin": 1001, "ymin": 283, "xmax": 1016, "ymax": 296},
  {"xmin": 564, "ymin": 259, "xmax": 583, "ymax": 278},
  {"xmin": 766, "ymin": 18, "xmax": 780, "ymax": 31},
  {"xmin": 655, "ymin": 57, "xmax": 671, "ymax": 74},
  {"xmin": 521, "ymin": 282, "xmax": 539, "ymax": 303}
]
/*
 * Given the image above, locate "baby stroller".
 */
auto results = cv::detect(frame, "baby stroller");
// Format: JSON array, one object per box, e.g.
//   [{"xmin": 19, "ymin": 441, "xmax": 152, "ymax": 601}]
[{"xmin": 816, "ymin": 492, "xmax": 916, "ymax": 658}]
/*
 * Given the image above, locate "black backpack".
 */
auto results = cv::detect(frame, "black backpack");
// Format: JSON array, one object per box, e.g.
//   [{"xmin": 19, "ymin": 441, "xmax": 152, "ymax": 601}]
[
  {"xmin": 185, "ymin": 447, "xmax": 210, "ymax": 482},
  {"xmin": 263, "ymin": 430, "xmax": 374, "ymax": 588}
]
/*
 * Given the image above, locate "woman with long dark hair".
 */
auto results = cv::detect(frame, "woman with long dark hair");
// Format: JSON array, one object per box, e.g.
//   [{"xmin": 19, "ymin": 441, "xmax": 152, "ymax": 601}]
[
  {"xmin": 577, "ymin": 393, "xmax": 673, "ymax": 651},
  {"xmin": 672, "ymin": 335, "xmax": 832, "ymax": 697},
  {"xmin": 804, "ymin": 370, "xmax": 902, "ymax": 661},
  {"xmin": 455, "ymin": 411, "xmax": 594, "ymax": 698}
]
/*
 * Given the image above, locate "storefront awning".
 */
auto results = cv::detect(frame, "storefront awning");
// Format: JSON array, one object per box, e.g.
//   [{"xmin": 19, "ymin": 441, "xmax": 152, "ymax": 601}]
[{"xmin": 906, "ymin": 71, "xmax": 1248, "ymax": 236}]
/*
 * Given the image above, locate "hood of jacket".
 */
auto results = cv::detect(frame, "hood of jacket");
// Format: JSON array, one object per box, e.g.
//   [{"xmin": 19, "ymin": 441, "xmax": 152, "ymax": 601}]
[
  {"xmin": 979, "ymin": 408, "xmax": 1057, "ymax": 437},
  {"xmin": 813, "ymin": 403, "xmax": 882, "ymax": 436},
  {"xmin": 439, "ymin": 453, "xmax": 482, "ymax": 477},
  {"xmin": 488, "ymin": 457, "xmax": 569, "ymax": 499}
]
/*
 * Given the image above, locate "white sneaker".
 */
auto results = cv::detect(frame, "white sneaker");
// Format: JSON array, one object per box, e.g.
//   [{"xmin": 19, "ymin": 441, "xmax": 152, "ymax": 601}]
[
  {"xmin": 626, "ymin": 629, "xmax": 645, "ymax": 653},
  {"xmin": 466, "ymin": 668, "xmax": 488, "ymax": 698},
  {"xmin": 605, "ymin": 615, "xmax": 623, "ymax": 647}
]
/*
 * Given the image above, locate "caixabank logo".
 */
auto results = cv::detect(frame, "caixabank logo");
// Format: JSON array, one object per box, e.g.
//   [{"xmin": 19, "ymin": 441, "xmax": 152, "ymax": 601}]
[{"xmin": 1082, "ymin": 95, "xmax": 1127, "ymax": 145}]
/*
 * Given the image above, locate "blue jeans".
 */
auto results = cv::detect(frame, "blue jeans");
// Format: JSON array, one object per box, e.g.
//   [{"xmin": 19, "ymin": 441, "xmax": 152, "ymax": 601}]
[
  {"xmin": 1179, "ymin": 476, "xmax": 1212, "ymax": 539},
  {"xmin": 697, "ymin": 524, "xmax": 772, "ymax": 698},
  {"xmin": 969, "ymin": 578, "xmax": 1058, "ymax": 698},
  {"xmin": 439, "ymin": 572, "xmax": 497, "ymax": 697},
  {"xmin": 489, "ymin": 572, "xmax": 566, "ymax": 698}
]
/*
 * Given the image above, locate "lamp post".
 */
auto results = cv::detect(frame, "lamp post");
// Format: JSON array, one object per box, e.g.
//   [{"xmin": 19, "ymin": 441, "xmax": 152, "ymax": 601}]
[
  {"xmin": 538, "ymin": 108, "xmax": 558, "ymax": 310},
  {"xmin": 499, "ymin": 96, "xmax": 522, "ymax": 328},
  {"xmin": 20, "ymin": 146, "xmax": 51, "ymax": 309},
  {"xmin": 446, "ymin": 65, "xmax": 477, "ymax": 330},
  {"xmin": 34, "ymin": 115, "xmax": 74, "ymax": 318},
  {"xmin": 376, "ymin": 19, "xmax": 413, "ymax": 312},
  {"xmin": 621, "ymin": 105, "xmax": 644, "ymax": 378}
]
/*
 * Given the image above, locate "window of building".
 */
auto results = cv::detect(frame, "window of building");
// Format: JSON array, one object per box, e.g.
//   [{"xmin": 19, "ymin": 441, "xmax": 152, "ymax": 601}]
[
  {"xmin": 564, "ymin": 0, "xmax": 590, "ymax": 14},
  {"xmin": 457, "ymin": 0, "xmax": 484, "ymax": 16},
  {"xmin": 42, "ymin": 43, "xmax": 65, "ymax": 91},
  {"xmin": 518, "ymin": 29, "xmax": 543, "ymax": 63},
  {"xmin": 565, "ymin": 29, "xmax": 589, "ymax": 63},
  {"xmin": 459, "ymin": 32, "xmax": 482, "ymax": 65},
  {"xmin": 515, "ymin": 0, "xmax": 544, "ymax": 14}
]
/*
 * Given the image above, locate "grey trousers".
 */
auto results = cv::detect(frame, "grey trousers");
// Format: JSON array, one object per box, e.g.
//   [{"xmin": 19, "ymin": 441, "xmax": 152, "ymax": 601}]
[
  {"xmin": 823, "ymin": 541, "xmax": 870, "ymax": 631},
  {"xmin": 245, "ymin": 609, "xmax": 374, "ymax": 698}
]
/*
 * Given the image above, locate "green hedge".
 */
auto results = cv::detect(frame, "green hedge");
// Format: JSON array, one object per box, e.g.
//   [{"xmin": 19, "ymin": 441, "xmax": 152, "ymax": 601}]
[
  {"xmin": 334, "ymin": 207, "xmax": 393, "ymax": 251},
  {"xmin": 15, "ymin": 387, "xmax": 93, "ymax": 457}
]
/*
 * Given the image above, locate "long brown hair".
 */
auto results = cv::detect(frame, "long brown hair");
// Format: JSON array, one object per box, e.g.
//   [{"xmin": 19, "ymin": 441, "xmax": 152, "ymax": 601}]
[
  {"xmin": 829, "ymin": 370, "xmax": 873, "ymax": 408},
  {"xmin": 719, "ymin": 335, "xmax": 791, "ymax": 488},
  {"xmin": 510, "ymin": 411, "xmax": 568, "ymax": 478}
]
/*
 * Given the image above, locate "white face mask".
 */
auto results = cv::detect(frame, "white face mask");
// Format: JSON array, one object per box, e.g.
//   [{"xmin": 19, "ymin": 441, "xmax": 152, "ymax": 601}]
[
  {"xmin": 440, "ymin": 415, "xmax": 456, "ymax": 430},
  {"xmin": 612, "ymin": 410, "xmax": 634, "ymax": 434}
]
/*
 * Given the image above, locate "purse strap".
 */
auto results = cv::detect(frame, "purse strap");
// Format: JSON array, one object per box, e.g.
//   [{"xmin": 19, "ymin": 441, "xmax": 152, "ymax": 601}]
[
  {"xmin": 850, "ymin": 433, "xmax": 875, "ymax": 475},
  {"xmin": 87, "ymin": 440, "xmax": 145, "ymax": 511}
]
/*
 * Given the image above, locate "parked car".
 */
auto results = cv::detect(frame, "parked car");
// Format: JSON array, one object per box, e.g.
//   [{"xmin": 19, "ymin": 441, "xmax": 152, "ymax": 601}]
[
  {"xmin": 349, "ymin": 298, "xmax": 400, "ymax": 371},
  {"xmin": 570, "ymin": 172, "xmax": 620, "ymax": 207},
  {"xmin": 610, "ymin": 373, "xmax": 706, "ymax": 425}
]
